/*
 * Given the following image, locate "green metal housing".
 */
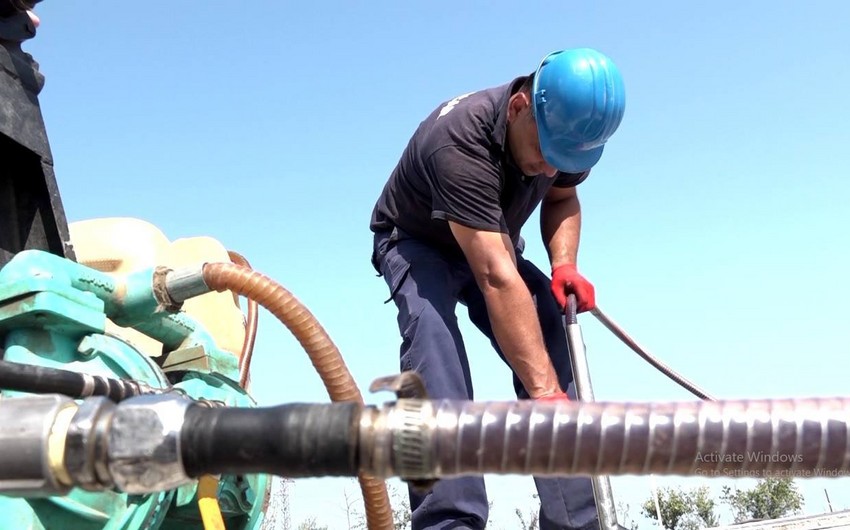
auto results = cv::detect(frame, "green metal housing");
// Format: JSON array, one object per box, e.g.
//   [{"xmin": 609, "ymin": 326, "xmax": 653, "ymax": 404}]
[{"xmin": 0, "ymin": 250, "xmax": 272, "ymax": 530}]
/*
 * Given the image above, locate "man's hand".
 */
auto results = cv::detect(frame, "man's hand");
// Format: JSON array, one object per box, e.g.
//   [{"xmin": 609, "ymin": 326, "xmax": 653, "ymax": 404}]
[
  {"xmin": 551, "ymin": 263, "xmax": 595, "ymax": 313},
  {"xmin": 536, "ymin": 390, "xmax": 569, "ymax": 402}
]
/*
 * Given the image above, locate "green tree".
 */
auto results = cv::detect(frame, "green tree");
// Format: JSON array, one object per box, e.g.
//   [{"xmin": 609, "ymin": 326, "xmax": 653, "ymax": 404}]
[
  {"xmin": 642, "ymin": 485, "xmax": 718, "ymax": 530},
  {"xmin": 689, "ymin": 486, "xmax": 720, "ymax": 529},
  {"xmin": 721, "ymin": 477, "xmax": 804, "ymax": 523}
]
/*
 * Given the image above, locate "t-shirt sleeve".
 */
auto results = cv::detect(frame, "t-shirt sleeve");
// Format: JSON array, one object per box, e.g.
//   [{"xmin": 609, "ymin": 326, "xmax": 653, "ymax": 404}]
[
  {"xmin": 553, "ymin": 169, "xmax": 591, "ymax": 188},
  {"xmin": 426, "ymin": 145, "xmax": 508, "ymax": 233}
]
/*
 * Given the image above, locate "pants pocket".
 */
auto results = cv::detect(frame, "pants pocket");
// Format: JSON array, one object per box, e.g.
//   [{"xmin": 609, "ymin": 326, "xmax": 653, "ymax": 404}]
[{"xmin": 380, "ymin": 247, "xmax": 411, "ymax": 304}]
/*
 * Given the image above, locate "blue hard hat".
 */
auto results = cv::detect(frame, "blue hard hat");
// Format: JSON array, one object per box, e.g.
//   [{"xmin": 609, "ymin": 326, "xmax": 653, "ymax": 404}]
[{"xmin": 532, "ymin": 48, "xmax": 626, "ymax": 173}]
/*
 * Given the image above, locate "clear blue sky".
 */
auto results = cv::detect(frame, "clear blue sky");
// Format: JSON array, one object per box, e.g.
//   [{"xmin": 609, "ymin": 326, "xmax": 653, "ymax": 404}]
[{"xmin": 26, "ymin": 1, "xmax": 850, "ymax": 528}]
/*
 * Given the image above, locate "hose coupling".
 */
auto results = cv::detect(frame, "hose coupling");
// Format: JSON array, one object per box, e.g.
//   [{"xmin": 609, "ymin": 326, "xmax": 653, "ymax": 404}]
[
  {"xmin": 153, "ymin": 264, "xmax": 210, "ymax": 309},
  {"xmin": 108, "ymin": 393, "xmax": 194, "ymax": 493}
]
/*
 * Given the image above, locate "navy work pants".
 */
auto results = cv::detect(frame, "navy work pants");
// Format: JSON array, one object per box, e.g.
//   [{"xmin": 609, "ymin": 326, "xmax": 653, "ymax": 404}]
[{"xmin": 372, "ymin": 230, "xmax": 599, "ymax": 530}]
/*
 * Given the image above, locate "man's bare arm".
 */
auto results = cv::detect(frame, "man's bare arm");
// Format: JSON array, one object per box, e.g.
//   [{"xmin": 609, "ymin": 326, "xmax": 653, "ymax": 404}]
[
  {"xmin": 541, "ymin": 185, "xmax": 581, "ymax": 268},
  {"xmin": 448, "ymin": 221, "xmax": 560, "ymax": 398}
]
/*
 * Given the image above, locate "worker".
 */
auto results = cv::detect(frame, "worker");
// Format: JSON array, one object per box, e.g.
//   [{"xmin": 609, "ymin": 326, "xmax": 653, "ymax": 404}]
[{"xmin": 369, "ymin": 48, "xmax": 626, "ymax": 530}]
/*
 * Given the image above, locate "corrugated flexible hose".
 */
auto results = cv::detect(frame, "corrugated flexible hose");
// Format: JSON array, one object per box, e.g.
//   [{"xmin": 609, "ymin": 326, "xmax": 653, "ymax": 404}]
[
  {"xmin": 178, "ymin": 395, "xmax": 850, "ymax": 480},
  {"xmin": 201, "ymin": 262, "xmax": 394, "ymax": 530},
  {"xmin": 376, "ymin": 397, "xmax": 850, "ymax": 480}
]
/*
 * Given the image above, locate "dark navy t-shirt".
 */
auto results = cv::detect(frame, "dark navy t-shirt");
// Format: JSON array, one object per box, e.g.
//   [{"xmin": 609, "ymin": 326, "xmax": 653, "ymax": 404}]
[{"xmin": 370, "ymin": 76, "xmax": 589, "ymax": 257}]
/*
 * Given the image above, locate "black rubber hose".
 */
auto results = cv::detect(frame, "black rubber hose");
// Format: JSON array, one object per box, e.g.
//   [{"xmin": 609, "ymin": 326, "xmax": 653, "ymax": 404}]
[
  {"xmin": 0, "ymin": 359, "xmax": 153, "ymax": 401},
  {"xmin": 181, "ymin": 402, "xmax": 361, "ymax": 478}
]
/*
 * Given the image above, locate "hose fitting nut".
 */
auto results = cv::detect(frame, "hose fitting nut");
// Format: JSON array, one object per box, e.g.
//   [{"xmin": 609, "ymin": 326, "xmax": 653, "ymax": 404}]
[
  {"xmin": 64, "ymin": 396, "xmax": 115, "ymax": 491},
  {"xmin": 108, "ymin": 394, "xmax": 193, "ymax": 493},
  {"xmin": 161, "ymin": 265, "xmax": 210, "ymax": 307}
]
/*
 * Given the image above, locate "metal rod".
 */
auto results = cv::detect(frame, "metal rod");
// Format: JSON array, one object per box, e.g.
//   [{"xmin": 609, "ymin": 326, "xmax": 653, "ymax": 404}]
[{"xmin": 565, "ymin": 295, "xmax": 619, "ymax": 530}]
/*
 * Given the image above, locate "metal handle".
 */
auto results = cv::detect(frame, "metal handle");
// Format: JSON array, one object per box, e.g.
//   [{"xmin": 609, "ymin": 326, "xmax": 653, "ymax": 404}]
[
  {"xmin": 562, "ymin": 295, "xmax": 619, "ymax": 529},
  {"xmin": 565, "ymin": 293, "xmax": 578, "ymax": 324}
]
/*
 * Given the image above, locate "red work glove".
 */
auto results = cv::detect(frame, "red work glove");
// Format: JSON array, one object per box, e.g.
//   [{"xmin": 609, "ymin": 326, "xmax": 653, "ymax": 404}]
[
  {"xmin": 551, "ymin": 264, "xmax": 595, "ymax": 313},
  {"xmin": 536, "ymin": 391, "xmax": 570, "ymax": 402}
]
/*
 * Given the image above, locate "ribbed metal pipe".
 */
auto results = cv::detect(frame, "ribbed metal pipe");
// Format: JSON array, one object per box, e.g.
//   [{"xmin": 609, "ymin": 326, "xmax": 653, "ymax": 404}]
[{"xmin": 368, "ymin": 397, "xmax": 850, "ymax": 479}]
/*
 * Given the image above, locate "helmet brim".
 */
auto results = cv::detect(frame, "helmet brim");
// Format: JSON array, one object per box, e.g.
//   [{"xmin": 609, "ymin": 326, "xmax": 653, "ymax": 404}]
[{"xmin": 538, "ymin": 132, "xmax": 605, "ymax": 173}]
